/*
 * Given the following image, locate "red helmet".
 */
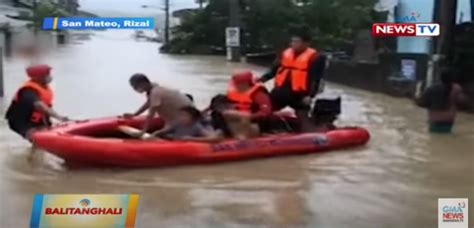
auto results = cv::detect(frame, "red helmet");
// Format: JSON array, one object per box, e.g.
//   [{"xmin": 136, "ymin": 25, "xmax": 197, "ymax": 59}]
[
  {"xmin": 26, "ymin": 64, "xmax": 52, "ymax": 79},
  {"xmin": 232, "ymin": 71, "xmax": 254, "ymax": 85}
]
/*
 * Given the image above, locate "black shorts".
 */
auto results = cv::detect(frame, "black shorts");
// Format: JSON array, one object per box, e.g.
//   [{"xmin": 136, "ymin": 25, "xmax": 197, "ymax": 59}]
[
  {"xmin": 210, "ymin": 111, "xmax": 233, "ymax": 137},
  {"xmin": 270, "ymin": 88, "xmax": 309, "ymax": 111},
  {"xmin": 7, "ymin": 120, "xmax": 45, "ymax": 138},
  {"xmin": 253, "ymin": 118, "xmax": 272, "ymax": 133},
  {"xmin": 253, "ymin": 116, "xmax": 299, "ymax": 133}
]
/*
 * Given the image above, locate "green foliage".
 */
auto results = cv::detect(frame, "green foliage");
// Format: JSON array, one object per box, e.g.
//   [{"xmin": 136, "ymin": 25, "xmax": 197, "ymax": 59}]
[
  {"xmin": 170, "ymin": 0, "xmax": 384, "ymax": 53},
  {"xmin": 33, "ymin": 2, "xmax": 69, "ymax": 27}
]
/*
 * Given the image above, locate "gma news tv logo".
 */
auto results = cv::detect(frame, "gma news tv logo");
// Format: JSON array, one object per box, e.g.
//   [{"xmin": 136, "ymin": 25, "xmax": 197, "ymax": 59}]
[
  {"xmin": 438, "ymin": 198, "xmax": 468, "ymax": 228},
  {"xmin": 395, "ymin": 11, "xmax": 421, "ymax": 22},
  {"xmin": 372, "ymin": 23, "xmax": 440, "ymax": 37}
]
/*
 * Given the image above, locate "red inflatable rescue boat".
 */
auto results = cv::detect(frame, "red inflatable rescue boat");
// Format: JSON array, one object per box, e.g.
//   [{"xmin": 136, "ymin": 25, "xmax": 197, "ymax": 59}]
[{"xmin": 32, "ymin": 117, "xmax": 370, "ymax": 168}]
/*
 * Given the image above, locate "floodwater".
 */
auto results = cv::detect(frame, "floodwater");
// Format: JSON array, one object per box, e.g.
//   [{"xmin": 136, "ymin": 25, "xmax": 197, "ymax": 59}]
[{"xmin": 0, "ymin": 30, "xmax": 473, "ymax": 228}]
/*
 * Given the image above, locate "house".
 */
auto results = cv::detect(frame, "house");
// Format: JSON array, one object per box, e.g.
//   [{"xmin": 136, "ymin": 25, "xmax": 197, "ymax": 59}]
[
  {"xmin": 395, "ymin": 0, "xmax": 472, "ymax": 53},
  {"xmin": 0, "ymin": 2, "xmax": 29, "ymax": 56},
  {"xmin": 12, "ymin": 0, "xmax": 79, "ymax": 15},
  {"xmin": 393, "ymin": 0, "xmax": 474, "ymax": 103},
  {"xmin": 172, "ymin": 8, "xmax": 198, "ymax": 26}
]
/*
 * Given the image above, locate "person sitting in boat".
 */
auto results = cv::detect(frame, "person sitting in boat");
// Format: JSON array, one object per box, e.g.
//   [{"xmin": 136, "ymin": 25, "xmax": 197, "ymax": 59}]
[
  {"xmin": 224, "ymin": 71, "xmax": 273, "ymax": 139},
  {"xmin": 124, "ymin": 73, "xmax": 194, "ymax": 138},
  {"xmin": 151, "ymin": 106, "xmax": 221, "ymax": 142},
  {"xmin": 204, "ymin": 94, "xmax": 234, "ymax": 138},
  {"xmin": 5, "ymin": 64, "xmax": 70, "ymax": 141}
]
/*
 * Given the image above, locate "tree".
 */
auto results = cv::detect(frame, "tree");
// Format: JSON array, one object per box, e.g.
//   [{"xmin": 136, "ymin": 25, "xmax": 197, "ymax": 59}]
[
  {"xmin": 170, "ymin": 0, "xmax": 383, "ymax": 54},
  {"xmin": 299, "ymin": 0, "xmax": 381, "ymax": 49},
  {"xmin": 33, "ymin": 2, "xmax": 69, "ymax": 28}
]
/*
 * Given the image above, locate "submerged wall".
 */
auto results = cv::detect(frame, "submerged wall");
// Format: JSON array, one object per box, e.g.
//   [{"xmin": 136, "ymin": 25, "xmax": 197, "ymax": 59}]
[{"xmin": 325, "ymin": 53, "xmax": 429, "ymax": 97}]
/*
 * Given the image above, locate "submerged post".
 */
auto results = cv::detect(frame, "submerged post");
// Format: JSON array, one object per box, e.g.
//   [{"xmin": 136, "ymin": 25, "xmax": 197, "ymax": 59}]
[
  {"xmin": 432, "ymin": 0, "xmax": 458, "ymax": 81},
  {"xmin": 0, "ymin": 47, "xmax": 4, "ymax": 97},
  {"xmin": 227, "ymin": 0, "xmax": 242, "ymax": 62},
  {"xmin": 164, "ymin": 0, "xmax": 170, "ymax": 45}
]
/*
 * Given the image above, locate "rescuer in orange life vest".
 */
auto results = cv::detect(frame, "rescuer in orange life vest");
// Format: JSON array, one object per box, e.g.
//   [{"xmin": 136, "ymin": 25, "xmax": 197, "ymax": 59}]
[
  {"xmin": 5, "ymin": 65, "xmax": 69, "ymax": 140},
  {"xmin": 227, "ymin": 71, "xmax": 272, "ymax": 117},
  {"xmin": 223, "ymin": 71, "xmax": 273, "ymax": 138},
  {"xmin": 257, "ymin": 32, "xmax": 327, "ymax": 132}
]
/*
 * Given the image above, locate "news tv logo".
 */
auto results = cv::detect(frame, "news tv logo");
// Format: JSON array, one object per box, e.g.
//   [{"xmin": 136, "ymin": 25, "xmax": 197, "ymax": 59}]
[
  {"xmin": 372, "ymin": 23, "xmax": 440, "ymax": 37},
  {"xmin": 438, "ymin": 198, "xmax": 468, "ymax": 228}
]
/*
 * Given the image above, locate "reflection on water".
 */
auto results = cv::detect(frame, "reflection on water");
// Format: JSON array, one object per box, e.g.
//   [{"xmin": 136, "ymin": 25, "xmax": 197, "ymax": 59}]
[{"xmin": 0, "ymin": 30, "xmax": 473, "ymax": 228}]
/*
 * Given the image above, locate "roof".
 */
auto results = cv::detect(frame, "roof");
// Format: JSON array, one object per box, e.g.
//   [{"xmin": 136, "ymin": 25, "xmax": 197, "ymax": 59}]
[
  {"xmin": 172, "ymin": 8, "xmax": 198, "ymax": 18},
  {"xmin": 0, "ymin": 3, "xmax": 30, "ymax": 28},
  {"xmin": 0, "ymin": 15, "xmax": 29, "ymax": 28}
]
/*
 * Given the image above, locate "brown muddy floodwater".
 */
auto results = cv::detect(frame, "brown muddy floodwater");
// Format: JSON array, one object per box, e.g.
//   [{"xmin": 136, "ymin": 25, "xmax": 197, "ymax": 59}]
[{"xmin": 0, "ymin": 30, "xmax": 473, "ymax": 228}]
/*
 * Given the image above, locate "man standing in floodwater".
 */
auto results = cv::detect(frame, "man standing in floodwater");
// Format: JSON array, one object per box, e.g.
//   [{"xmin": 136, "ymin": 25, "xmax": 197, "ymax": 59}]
[
  {"xmin": 257, "ymin": 31, "xmax": 326, "ymax": 132},
  {"xmin": 124, "ymin": 73, "xmax": 194, "ymax": 138},
  {"xmin": 5, "ymin": 65, "xmax": 69, "ymax": 141},
  {"xmin": 416, "ymin": 69, "xmax": 468, "ymax": 133}
]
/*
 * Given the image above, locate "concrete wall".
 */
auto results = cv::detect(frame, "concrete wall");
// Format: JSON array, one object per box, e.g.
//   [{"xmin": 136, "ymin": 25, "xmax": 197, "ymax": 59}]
[{"xmin": 325, "ymin": 53, "xmax": 429, "ymax": 97}]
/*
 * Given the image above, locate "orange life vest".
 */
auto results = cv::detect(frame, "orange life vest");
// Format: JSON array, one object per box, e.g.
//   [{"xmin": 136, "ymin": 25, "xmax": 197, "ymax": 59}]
[
  {"xmin": 13, "ymin": 80, "xmax": 53, "ymax": 124},
  {"xmin": 227, "ymin": 83, "xmax": 266, "ymax": 113},
  {"xmin": 275, "ymin": 47, "xmax": 317, "ymax": 92}
]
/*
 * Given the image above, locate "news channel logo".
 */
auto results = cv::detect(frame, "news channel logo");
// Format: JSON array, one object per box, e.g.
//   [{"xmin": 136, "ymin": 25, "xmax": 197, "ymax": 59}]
[
  {"xmin": 395, "ymin": 11, "xmax": 421, "ymax": 22},
  {"xmin": 30, "ymin": 194, "xmax": 139, "ymax": 228},
  {"xmin": 438, "ymin": 198, "xmax": 468, "ymax": 228},
  {"xmin": 371, "ymin": 23, "xmax": 440, "ymax": 37}
]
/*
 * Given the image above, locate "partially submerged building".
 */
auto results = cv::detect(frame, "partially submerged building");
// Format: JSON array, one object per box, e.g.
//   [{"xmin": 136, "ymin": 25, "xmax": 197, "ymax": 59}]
[{"xmin": 326, "ymin": 0, "xmax": 474, "ymax": 108}]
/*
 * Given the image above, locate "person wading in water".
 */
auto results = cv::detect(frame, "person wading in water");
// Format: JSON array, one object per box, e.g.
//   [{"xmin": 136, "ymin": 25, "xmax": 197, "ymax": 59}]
[
  {"xmin": 416, "ymin": 69, "xmax": 468, "ymax": 133},
  {"xmin": 5, "ymin": 65, "xmax": 69, "ymax": 141}
]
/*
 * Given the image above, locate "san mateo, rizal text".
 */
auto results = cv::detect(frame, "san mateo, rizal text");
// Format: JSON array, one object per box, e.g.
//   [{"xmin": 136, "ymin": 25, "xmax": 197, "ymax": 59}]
[{"xmin": 42, "ymin": 17, "xmax": 155, "ymax": 30}]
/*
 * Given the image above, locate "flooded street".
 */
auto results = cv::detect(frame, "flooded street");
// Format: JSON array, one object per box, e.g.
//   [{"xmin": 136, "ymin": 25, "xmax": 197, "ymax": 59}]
[{"xmin": 0, "ymin": 30, "xmax": 473, "ymax": 228}]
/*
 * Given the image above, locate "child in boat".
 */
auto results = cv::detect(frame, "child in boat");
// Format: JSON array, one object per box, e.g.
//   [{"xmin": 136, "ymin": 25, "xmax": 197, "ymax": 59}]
[
  {"xmin": 204, "ymin": 94, "xmax": 261, "ymax": 140},
  {"xmin": 152, "ymin": 106, "xmax": 221, "ymax": 142},
  {"xmin": 204, "ymin": 95, "xmax": 234, "ymax": 138}
]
